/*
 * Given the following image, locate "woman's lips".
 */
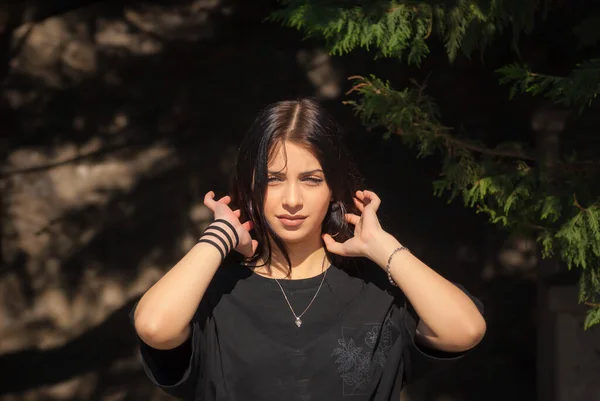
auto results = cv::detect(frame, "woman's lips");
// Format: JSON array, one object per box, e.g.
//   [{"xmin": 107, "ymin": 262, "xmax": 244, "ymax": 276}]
[{"xmin": 277, "ymin": 216, "xmax": 306, "ymax": 227}]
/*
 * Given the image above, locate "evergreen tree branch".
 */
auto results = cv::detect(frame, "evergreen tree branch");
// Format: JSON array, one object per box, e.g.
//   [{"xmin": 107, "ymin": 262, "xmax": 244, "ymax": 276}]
[
  {"xmin": 497, "ymin": 59, "xmax": 600, "ymax": 112},
  {"xmin": 347, "ymin": 75, "xmax": 600, "ymax": 173},
  {"xmin": 395, "ymin": 125, "xmax": 536, "ymax": 161},
  {"xmin": 272, "ymin": 0, "xmax": 558, "ymax": 62},
  {"xmin": 347, "ymin": 75, "xmax": 537, "ymax": 161},
  {"xmin": 573, "ymin": 193, "xmax": 588, "ymax": 213}
]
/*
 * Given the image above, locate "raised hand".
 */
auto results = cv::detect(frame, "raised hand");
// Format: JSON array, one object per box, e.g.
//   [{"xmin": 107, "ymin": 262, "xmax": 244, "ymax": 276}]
[
  {"xmin": 203, "ymin": 191, "xmax": 258, "ymax": 258},
  {"xmin": 321, "ymin": 190, "xmax": 386, "ymax": 260}
]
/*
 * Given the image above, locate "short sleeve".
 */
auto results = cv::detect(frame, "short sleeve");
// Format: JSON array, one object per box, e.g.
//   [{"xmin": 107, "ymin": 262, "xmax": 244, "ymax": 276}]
[
  {"xmin": 402, "ymin": 283, "xmax": 484, "ymax": 384},
  {"xmin": 129, "ymin": 302, "xmax": 202, "ymax": 399}
]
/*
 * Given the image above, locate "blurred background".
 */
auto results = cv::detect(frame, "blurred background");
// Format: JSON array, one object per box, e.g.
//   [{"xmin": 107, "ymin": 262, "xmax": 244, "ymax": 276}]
[{"xmin": 0, "ymin": 1, "xmax": 598, "ymax": 401}]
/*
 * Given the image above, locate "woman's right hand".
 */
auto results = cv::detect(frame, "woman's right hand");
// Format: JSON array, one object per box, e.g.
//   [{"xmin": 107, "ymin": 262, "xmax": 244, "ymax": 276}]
[{"xmin": 203, "ymin": 191, "xmax": 258, "ymax": 258}]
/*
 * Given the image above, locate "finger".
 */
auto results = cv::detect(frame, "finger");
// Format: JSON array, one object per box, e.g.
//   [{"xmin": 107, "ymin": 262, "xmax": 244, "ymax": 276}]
[
  {"xmin": 353, "ymin": 197, "xmax": 365, "ymax": 213},
  {"xmin": 214, "ymin": 202, "xmax": 234, "ymax": 217},
  {"xmin": 233, "ymin": 209, "xmax": 241, "ymax": 218},
  {"xmin": 345, "ymin": 213, "xmax": 360, "ymax": 226},
  {"xmin": 355, "ymin": 190, "xmax": 369, "ymax": 205},
  {"xmin": 217, "ymin": 195, "xmax": 231, "ymax": 205},
  {"xmin": 240, "ymin": 239, "xmax": 259, "ymax": 258},
  {"xmin": 204, "ymin": 191, "xmax": 217, "ymax": 210},
  {"xmin": 362, "ymin": 190, "xmax": 381, "ymax": 211},
  {"xmin": 322, "ymin": 233, "xmax": 347, "ymax": 256},
  {"xmin": 241, "ymin": 220, "xmax": 254, "ymax": 232},
  {"xmin": 204, "ymin": 191, "xmax": 215, "ymax": 202},
  {"xmin": 362, "ymin": 190, "xmax": 379, "ymax": 201}
]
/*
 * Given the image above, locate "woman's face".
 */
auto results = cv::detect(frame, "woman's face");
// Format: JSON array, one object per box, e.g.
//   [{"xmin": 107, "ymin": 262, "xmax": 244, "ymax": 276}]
[{"xmin": 263, "ymin": 141, "xmax": 332, "ymax": 245}]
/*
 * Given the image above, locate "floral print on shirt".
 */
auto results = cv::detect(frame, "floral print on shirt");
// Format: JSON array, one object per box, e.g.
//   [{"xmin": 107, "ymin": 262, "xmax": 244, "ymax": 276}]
[{"xmin": 332, "ymin": 318, "xmax": 397, "ymax": 396}]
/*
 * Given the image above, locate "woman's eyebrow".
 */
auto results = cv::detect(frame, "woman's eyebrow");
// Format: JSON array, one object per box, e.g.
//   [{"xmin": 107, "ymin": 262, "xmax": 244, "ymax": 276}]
[{"xmin": 267, "ymin": 169, "xmax": 324, "ymax": 175}]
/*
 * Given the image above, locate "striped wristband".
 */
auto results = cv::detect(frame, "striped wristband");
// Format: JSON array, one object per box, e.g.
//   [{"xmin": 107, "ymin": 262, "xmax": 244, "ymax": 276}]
[{"xmin": 198, "ymin": 219, "xmax": 239, "ymax": 262}]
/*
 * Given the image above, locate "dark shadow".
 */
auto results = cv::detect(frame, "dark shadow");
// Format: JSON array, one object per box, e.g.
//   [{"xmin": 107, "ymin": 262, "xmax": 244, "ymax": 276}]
[{"xmin": 0, "ymin": 298, "xmax": 139, "ymax": 394}]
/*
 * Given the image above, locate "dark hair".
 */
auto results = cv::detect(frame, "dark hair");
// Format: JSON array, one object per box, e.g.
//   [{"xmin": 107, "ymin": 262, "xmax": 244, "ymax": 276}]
[{"xmin": 231, "ymin": 98, "xmax": 364, "ymax": 274}]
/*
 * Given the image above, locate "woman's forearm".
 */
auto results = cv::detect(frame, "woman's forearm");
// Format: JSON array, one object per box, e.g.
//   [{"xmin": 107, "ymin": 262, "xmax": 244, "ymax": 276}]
[
  {"xmin": 133, "ymin": 242, "xmax": 222, "ymax": 350},
  {"xmin": 369, "ymin": 233, "xmax": 486, "ymax": 352}
]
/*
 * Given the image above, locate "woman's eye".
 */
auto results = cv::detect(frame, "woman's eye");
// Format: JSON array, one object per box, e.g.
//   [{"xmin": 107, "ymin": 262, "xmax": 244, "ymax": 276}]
[
  {"xmin": 267, "ymin": 176, "xmax": 323, "ymax": 184},
  {"xmin": 304, "ymin": 177, "xmax": 324, "ymax": 184}
]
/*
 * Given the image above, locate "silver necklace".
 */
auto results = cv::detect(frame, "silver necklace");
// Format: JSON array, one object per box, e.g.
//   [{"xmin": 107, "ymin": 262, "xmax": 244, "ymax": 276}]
[{"xmin": 273, "ymin": 258, "xmax": 328, "ymax": 328}]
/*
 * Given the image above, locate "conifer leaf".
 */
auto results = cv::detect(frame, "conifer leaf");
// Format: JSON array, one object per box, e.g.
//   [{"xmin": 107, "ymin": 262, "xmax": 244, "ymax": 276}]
[{"xmin": 584, "ymin": 308, "xmax": 600, "ymax": 330}]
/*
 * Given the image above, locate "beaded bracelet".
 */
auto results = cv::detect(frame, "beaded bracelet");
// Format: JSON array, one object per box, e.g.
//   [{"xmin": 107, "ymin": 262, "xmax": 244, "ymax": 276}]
[{"xmin": 385, "ymin": 246, "xmax": 410, "ymax": 287}]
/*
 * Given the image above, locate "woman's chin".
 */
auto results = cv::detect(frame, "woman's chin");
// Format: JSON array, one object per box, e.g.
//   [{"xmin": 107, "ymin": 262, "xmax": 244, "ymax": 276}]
[
  {"xmin": 275, "ymin": 229, "xmax": 324, "ymax": 245},
  {"xmin": 276, "ymin": 231, "xmax": 306, "ymax": 243}
]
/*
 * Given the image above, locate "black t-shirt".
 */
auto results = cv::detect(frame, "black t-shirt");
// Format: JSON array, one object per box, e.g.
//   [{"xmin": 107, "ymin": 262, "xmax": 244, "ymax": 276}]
[{"xmin": 131, "ymin": 260, "xmax": 484, "ymax": 401}]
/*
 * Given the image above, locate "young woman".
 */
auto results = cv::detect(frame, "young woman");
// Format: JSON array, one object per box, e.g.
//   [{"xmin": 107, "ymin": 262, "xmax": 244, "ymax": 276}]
[{"xmin": 130, "ymin": 99, "xmax": 486, "ymax": 400}]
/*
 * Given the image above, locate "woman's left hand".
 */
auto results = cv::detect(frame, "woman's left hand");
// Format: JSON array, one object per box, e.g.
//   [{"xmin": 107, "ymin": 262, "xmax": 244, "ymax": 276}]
[{"xmin": 322, "ymin": 190, "xmax": 388, "ymax": 260}]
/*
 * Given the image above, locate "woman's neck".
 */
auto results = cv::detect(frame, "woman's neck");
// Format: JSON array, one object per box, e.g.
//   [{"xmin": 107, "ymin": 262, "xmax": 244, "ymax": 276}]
[{"xmin": 256, "ymin": 238, "xmax": 330, "ymax": 280}]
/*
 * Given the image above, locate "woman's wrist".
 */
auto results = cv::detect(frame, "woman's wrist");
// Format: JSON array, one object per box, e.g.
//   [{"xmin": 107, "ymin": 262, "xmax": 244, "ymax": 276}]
[
  {"xmin": 367, "ymin": 232, "xmax": 404, "ymax": 268},
  {"xmin": 198, "ymin": 220, "xmax": 239, "ymax": 261},
  {"xmin": 194, "ymin": 239, "xmax": 226, "ymax": 263}
]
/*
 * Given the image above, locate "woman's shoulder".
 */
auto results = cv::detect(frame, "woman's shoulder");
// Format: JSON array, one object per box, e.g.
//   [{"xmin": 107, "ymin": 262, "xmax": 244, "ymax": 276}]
[
  {"xmin": 212, "ymin": 260, "xmax": 252, "ymax": 285},
  {"xmin": 199, "ymin": 258, "xmax": 252, "ymax": 303},
  {"xmin": 338, "ymin": 258, "xmax": 397, "ymax": 288},
  {"xmin": 331, "ymin": 258, "xmax": 406, "ymax": 303}
]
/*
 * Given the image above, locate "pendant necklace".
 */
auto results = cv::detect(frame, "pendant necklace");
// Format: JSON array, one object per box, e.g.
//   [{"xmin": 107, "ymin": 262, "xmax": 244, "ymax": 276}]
[{"xmin": 272, "ymin": 256, "xmax": 328, "ymax": 328}]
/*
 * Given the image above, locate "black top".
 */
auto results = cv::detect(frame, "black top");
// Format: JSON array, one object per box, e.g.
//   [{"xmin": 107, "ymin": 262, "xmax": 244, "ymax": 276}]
[{"xmin": 130, "ymin": 260, "xmax": 484, "ymax": 401}]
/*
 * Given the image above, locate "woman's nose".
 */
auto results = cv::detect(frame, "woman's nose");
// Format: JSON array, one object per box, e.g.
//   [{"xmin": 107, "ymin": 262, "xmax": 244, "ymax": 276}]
[{"xmin": 282, "ymin": 182, "xmax": 302, "ymax": 208}]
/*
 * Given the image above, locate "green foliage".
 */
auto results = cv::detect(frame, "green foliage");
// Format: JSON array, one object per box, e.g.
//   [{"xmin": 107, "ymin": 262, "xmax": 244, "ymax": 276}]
[
  {"xmin": 497, "ymin": 59, "xmax": 600, "ymax": 112},
  {"xmin": 271, "ymin": 0, "xmax": 552, "ymax": 63},
  {"xmin": 271, "ymin": 0, "xmax": 600, "ymax": 328},
  {"xmin": 584, "ymin": 307, "xmax": 600, "ymax": 330},
  {"xmin": 269, "ymin": 1, "xmax": 434, "ymax": 64}
]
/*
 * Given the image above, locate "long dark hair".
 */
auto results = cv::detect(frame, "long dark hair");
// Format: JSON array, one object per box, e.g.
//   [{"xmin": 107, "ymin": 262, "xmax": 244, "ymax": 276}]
[{"xmin": 231, "ymin": 98, "xmax": 364, "ymax": 273}]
